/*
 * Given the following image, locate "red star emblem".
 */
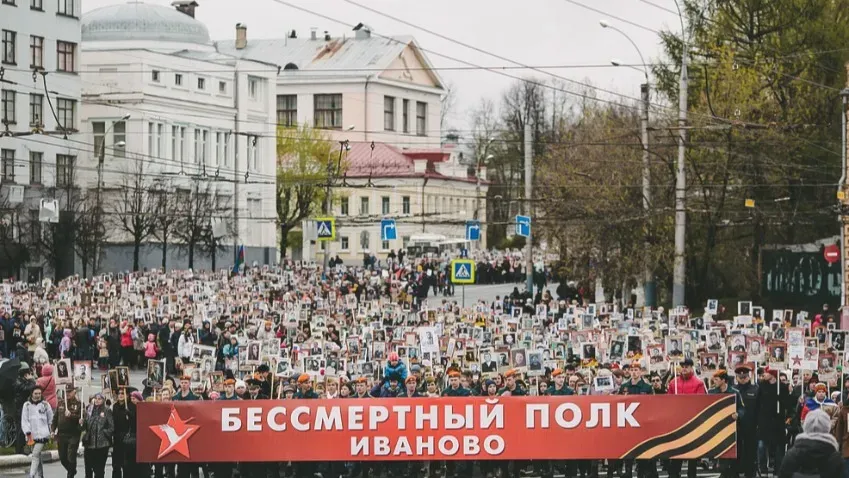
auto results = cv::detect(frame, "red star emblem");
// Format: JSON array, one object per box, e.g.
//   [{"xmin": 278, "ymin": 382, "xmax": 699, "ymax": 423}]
[
  {"xmin": 149, "ymin": 406, "xmax": 199, "ymax": 460},
  {"xmin": 792, "ymin": 355, "xmax": 802, "ymax": 366}
]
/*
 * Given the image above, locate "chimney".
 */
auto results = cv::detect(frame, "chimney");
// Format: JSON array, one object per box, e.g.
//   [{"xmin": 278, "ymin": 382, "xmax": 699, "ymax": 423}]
[
  {"xmin": 310, "ymin": 28, "xmax": 317, "ymax": 40},
  {"xmin": 235, "ymin": 23, "xmax": 247, "ymax": 50},
  {"xmin": 171, "ymin": 0, "xmax": 198, "ymax": 18},
  {"xmin": 353, "ymin": 23, "xmax": 371, "ymax": 40},
  {"xmin": 324, "ymin": 31, "xmax": 331, "ymax": 41}
]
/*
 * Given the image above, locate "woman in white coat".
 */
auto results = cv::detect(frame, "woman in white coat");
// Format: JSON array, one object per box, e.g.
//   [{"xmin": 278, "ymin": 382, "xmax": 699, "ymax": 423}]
[
  {"xmin": 21, "ymin": 386, "xmax": 53, "ymax": 478},
  {"xmin": 177, "ymin": 326, "xmax": 195, "ymax": 364}
]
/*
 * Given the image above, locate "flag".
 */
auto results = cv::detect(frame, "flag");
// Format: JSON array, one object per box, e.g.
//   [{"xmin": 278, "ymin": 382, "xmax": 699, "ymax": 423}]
[{"xmin": 233, "ymin": 245, "xmax": 245, "ymax": 273}]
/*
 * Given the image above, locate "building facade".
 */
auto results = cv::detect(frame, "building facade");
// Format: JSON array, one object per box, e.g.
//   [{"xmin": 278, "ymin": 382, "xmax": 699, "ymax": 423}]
[
  {"xmin": 300, "ymin": 142, "xmax": 487, "ymax": 263},
  {"xmin": 79, "ymin": 1, "xmax": 278, "ymax": 272},
  {"xmin": 217, "ymin": 23, "xmax": 486, "ymax": 262},
  {"xmin": 0, "ymin": 0, "xmax": 82, "ymax": 280}
]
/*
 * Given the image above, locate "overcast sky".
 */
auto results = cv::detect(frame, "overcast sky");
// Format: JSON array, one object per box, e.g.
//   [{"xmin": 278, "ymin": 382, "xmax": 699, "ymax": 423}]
[{"xmin": 83, "ymin": 0, "xmax": 682, "ymax": 131}]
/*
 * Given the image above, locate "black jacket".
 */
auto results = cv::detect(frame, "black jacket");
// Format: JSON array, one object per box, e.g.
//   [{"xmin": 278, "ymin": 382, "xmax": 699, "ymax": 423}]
[
  {"xmin": 779, "ymin": 436, "xmax": 844, "ymax": 478},
  {"xmin": 755, "ymin": 381, "xmax": 792, "ymax": 444},
  {"xmin": 112, "ymin": 402, "xmax": 131, "ymax": 443},
  {"xmin": 14, "ymin": 377, "xmax": 36, "ymax": 414},
  {"xmin": 83, "ymin": 405, "xmax": 114, "ymax": 449}
]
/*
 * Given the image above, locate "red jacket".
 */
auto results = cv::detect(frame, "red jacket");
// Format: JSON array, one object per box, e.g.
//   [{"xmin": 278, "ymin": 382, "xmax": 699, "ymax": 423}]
[
  {"xmin": 669, "ymin": 374, "xmax": 706, "ymax": 395},
  {"xmin": 120, "ymin": 328, "xmax": 133, "ymax": 348}
]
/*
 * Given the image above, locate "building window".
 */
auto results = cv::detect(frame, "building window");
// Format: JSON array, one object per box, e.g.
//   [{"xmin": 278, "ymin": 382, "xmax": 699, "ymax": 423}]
[
  {"xmin": 56, "ymin": 98, "xmax": 74, "ymax": 131},
  {"xmin": 340, "ymin": 197, "xmax": 349, "ymax": 216},
  {"xmin": 359, "ymin": 231, "xmax": 369, "ymax": 251},
  {"xmin": 193, "ymin": 129, "xmax": 200, "ymax": 163},
  {"xmin": 1, "ymin": 90, "xmax": 15, "ymax": 124},
  {"xmin": 114, "ymin": 121, "xmax": 126, "ymax": 158},
  {"xmin": 200, "ymin": 130, "xmax": 208, "ymax": 164},
  {"xmin": 3, "ymin": 0, "xmax": 16, "ymax": 5},
  {"xmin": 93, "ymin": 121, "xmax": 104, "ymax": 155},
  {"xmin": 384, "ymin": 96, "xmax": 395, "ymax": 131},
  {"xmin": 416, "ymin": 101, "xmax": 427, "ymax": 136},
  {"xmin": 314, "ymin": 94, "xmax": 342, "ymax": 129},
  {"xmin": 402, "ymin": 99, "xmax": 409, "ymax": 133},
  {"xmin": 402, "ymin": 196, "xmax": 410, "ymax": 214},
  {"xmin": 29, "ymin": 151, "xmax": 41, "ymax": 184},
  {"xmin": 219, "ymin": 81, "xmax": 226, "ymax": 94},
  {"xmin": 57, "ymin": 0, "xmax": 73, "ymax": 16},
  {"xmin": 214, "ymin": 132, "xmax": 221, "ymax": 166},
  {"xmin": 1, "ymin": 149, "xmax": 14, "ymax": 182},
  {"xmin": 359, "ymin": 197, "xmax": 369, "ymax": 216},
  {"xmin": 29, "ymin": 93, "xmax": 42, "ymax": 126},
  {"xmin": 197, "ymin": 77, "xmax": 205, "ymax": 90},
  {"xmin": 276, "ymin": 95, "xmax": 297, "ymax": 127},
  {"xmin": 381, "ymin": 196, "xmax": 390, "ymax": 215},
  {"xmin": 2, "ymin": 30, "xmax": 15, "ymax": 65},
  {"xmin": 56, "ymin": 41, "xmax": 75, "ymax": 72},
  {"xmin": 248, "ymin": 77, "xmax": 259, "ymax": 99},
  {"xmin": 381, "ymin": 240, "xmax": 390, "ymax": 250},
  {"xmin": 151, "ymin": 70, "xmax": 160, "ymax": 82},
  {"xmin": 29, "ymin": 210, "xmax": 40, "ymax": 243},
  {"xmin": 222, "ymin": 132, "xmax": 229, "ymax": 167},
  {"xmin": 29, "ymin": 35, "xmax": 42, "ymax": 68},
  {"xmin": 175, "ymin": 73, "xmax": 183, "ymax": 86},
  {"xmin": 56, "ymin": 154, "xmax": 74, "ymax": 187},
  {"xmin": 31, "ymin": 0, "xmax": 42, "ymax": 9},
  {"xmin": 340, "ymin": 236, "xmax": 349, "ymax": 251}
]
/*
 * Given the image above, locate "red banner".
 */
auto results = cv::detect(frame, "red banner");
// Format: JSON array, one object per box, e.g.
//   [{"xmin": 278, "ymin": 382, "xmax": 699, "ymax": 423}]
[{"xmin": 136, "ymin": 395, "xmax": 737, "ymax": 463}]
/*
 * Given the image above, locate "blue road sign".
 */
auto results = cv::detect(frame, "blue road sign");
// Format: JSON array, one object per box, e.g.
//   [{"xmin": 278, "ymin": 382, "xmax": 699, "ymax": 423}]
[
  {"xmin": 465, "ymin": 220, "xmax": 481, "ymax": 241},
  {"xmin": 460, "ymin": 248, "xmax": 468, "ymax": 258},
  {"xmin": 380, "ymin": 219, "xmax": 397, "ymax": 241},
  {"xmin": 515, "ymin": 215, "xmax": 531, "ymax": 238},
  {"xmin": 315, "ymin": 217, "xmax": 336, "ymax": 241},
  {"xmin": 451, "ymin": 259, "xmax": 476, "ymax": 284}
]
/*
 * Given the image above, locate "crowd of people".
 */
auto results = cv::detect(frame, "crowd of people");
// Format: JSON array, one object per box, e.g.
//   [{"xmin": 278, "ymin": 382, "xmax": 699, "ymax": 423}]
[{"xmin": 0, "ymin": 258, "xmax": 846, "ymax": 478}]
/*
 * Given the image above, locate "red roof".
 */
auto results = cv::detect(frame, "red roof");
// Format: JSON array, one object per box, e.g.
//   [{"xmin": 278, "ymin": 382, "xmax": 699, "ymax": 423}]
[{"xmin": 342, "ymin": 142, "xmax": 453, "ymax": 178}]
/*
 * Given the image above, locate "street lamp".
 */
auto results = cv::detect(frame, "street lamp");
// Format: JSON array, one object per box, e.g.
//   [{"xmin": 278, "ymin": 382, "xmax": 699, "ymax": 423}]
[{"xmin": 601, "ymin": 21, "xmax": 654, "ymax": 306}]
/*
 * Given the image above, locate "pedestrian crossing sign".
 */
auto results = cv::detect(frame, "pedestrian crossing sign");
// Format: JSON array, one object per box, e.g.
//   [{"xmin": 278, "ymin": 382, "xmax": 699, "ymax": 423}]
[
  {"xmin": 315, "ymin": 217, "xmax": 336, "ymax": 241},
  {"xmin": 450, "ymin": 259, "xmax": 475, "ymax": 285}
]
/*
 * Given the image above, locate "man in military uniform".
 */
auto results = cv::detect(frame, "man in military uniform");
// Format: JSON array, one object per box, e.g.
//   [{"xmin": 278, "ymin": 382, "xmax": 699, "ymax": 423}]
[
  {"xmin": 734, "ymin": 365, "xmax": 759, "ymax": 478},
  {"xmin": 52, "ymin": 384, "xmax": 82, "ymax": 478}
]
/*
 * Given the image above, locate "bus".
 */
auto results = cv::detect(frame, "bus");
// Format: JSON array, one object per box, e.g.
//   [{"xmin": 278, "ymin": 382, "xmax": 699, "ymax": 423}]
[{"xmin": 405, "ymin": 234, "xmax": 471, "ymax": 258}]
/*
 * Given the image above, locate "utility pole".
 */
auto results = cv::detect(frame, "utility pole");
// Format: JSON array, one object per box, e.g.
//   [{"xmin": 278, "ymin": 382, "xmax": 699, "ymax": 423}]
[
  {"xmin": 672, "ymin": 34, "xmax": 689, "ymax": 307},
  {"xmin": 641, "ymin": 83, "xmax": 655, "ymax": 306},
  {"xmin": 475, "ymin": 138, "xmax": 493, "ymax": 250},
  {"xmin": 524, "ymin": 119, "xmax": 534, "ymax": 294},
  {"xmin": 323, "ymin": 140, "xmax": 348, "ymax": 271},
  {"xmin": 839, "ymin": 89, "xmax": 849, "ymax": 313}
]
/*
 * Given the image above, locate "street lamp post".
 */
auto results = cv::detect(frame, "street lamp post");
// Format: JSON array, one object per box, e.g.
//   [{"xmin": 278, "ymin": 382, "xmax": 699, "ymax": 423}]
[
  {"xmin": 475, "ymin": 138, "xmax": 494, "ymax": 249},
  {"xmin": 93, "ymin": 114, "xmax": 130, "ymax": 275},
  {"xmin": 322, "ymin": 125, "xmax": 354, "ymax": 272},
  {"xmin": 672, "ymin": 0, "xmax": 689, "ymax": 307},
  {"xmin": 601, "ymin": 21, "xmax": 655, "ymax": 307}
]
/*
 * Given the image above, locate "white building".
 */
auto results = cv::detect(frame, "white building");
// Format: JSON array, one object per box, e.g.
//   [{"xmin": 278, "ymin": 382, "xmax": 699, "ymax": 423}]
[
  {"xmin": 0, "ymin": 0, "xmax": 81, "ymax": 280},
  {"xmin": 215, "ymin": 23, "xmax": 486, "ymax": 261},
  {"xmin": 79, "ymin": 0, "xmax": 278, "ymax": 271},
  {"xmin": 300, "ymin": 141, "xmax": 486, "ymax": 263}
]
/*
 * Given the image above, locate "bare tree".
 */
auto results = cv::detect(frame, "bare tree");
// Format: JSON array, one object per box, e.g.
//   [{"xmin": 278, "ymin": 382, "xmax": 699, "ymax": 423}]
[
  {"xmin": 152, "ymin": 185, "xmax": 177, "ymax": 269},
  {"xmin": 201, "ymin": 197, "xmax": 235, "ymax": 271},
  {"xmin": 173, "ymin": 181, "xmax": 217, "ymax": 269},
  {"xmin": 111, "ymin": 159, "xmax": 161, "ymax": 271},
  {"xmin": 74, "ymin": 191, "xmax": 105, "ymax": 278},
  {"xmin": 0, "ymin": 195, "xmax": 29, "ymax": 279},
  {"xmin": 440, "ymin": 80, "xmax": 457, "ymax": 132}
]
